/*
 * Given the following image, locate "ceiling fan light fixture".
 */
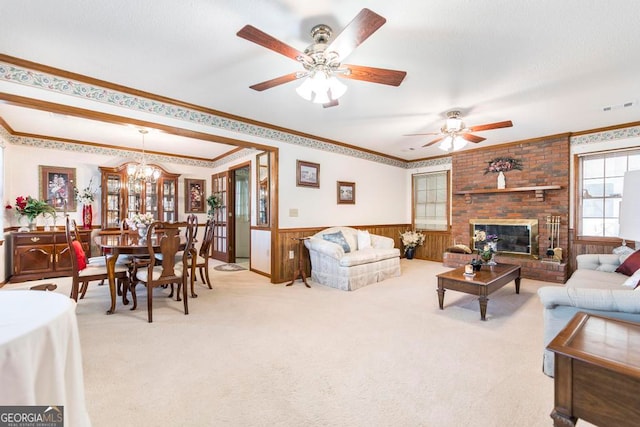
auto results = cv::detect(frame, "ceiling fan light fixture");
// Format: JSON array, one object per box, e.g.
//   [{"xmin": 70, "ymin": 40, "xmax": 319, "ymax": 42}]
[
  {"xmin": 446, "ymin": 117, "xmax": 463, "ymax": 131},
  {"xmin": 296, "ymin": 71, "xmax": 347, "ymax": 104},
  {"xmin": 438, "ymin": 136, "xmax": 453, "ymax": 152},
  {"xmin": 452, "ymin": 135, "xmax": 468, "ymax": 151}
]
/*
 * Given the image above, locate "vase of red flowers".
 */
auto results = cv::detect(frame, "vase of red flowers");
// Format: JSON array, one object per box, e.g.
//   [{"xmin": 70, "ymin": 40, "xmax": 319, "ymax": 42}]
[{"xmin": 8, "ymin": 196, "xmax": 56, "ymax": 232}]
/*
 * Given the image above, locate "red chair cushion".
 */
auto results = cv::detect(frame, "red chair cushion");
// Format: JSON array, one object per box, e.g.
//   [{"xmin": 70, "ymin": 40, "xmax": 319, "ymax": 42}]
[
  {"xmin": 72, "ymin": 240, "xmax": 87, "ymax": 271},
  {"xmin": 616, "ymin": 250, "xmax": 640, "ymax": 276}
]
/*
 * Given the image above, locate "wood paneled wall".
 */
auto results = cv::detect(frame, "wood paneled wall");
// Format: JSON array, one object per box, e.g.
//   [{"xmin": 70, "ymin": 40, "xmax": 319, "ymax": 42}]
[{"xmin": 273, "ymin": 224, "xmax": 446, "ymax": 284}]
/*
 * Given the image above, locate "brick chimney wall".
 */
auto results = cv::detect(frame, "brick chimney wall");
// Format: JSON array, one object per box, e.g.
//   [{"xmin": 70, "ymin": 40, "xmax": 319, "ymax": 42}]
[{"xmin": 451, "ymin": 135, "xmax": 570, "ymax": 259}]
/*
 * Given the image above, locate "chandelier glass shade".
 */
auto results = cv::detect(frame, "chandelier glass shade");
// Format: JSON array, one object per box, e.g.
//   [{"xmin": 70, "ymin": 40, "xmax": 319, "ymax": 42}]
[
  {"xmin": 128, "ymin": 129, "xmax": 160, "ymax": 190},
  {"xmin": 296, "ymin": 70, "xmax": 347, "ymax": 104}
]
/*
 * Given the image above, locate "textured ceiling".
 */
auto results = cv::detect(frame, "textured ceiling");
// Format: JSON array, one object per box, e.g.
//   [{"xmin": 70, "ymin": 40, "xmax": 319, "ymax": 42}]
[{"xmin": 1, "ymin": 0, "xmax": 640, "ymax": 162}]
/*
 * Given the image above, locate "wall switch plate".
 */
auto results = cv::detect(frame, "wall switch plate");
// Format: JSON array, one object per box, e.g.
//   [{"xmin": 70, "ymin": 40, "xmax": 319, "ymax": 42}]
[{"xmin": 289, "ymin": 250, "xmax": 295, "ymax": 259}]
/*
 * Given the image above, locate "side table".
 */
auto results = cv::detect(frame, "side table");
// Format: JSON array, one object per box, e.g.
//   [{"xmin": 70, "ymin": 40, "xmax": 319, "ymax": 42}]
[
  {"xmin": 547, "ymin": 311, "xmax": 640, "ymax": 427},
  {"xmin": 287, "ymin": 237, "xmax": 310, "ymax": 288}
]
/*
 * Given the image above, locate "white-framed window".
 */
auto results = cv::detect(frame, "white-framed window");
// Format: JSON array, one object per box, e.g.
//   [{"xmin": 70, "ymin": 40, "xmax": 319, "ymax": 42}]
[
  {"xmin": 577, "ymin": 148, "xmax": 640, "ymax": 238},
  {"xmin": 413, "ymin": 171, "xmax": 449, "ymax": 231}
]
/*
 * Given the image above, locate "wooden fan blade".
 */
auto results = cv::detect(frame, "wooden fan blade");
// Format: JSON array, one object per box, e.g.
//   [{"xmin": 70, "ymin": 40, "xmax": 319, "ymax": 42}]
[
  {"xmin": 237, "ymin": 25, "xmax": 311, "ymax": 63},
  {"xmin": 326, "ymin": 8, "xmax": 386, "ymax": 61},
  {"xmin": 422, "ymin": 136, "xmax": 445, "ymax": 148},
  {"xmin": 468, "ymin": 120, "xmax": 513, "ymax": 132},
  {"xmin": 340, "ymin": 64, "xmax": 407, "ymax": 86},
  {"xmin": 460, "ymin": 133, "xmax": 486, "ymax": 143},
  {"xmin": 249, "ymin": 72, "xmax": 301, "ymax": 91}
]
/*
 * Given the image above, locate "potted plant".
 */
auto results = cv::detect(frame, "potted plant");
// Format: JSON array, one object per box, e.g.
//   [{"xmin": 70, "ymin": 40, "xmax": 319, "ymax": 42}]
[
  {"xmin": 206, "ymin": 193, "xmax": 223, "ymax": 219},
  {"xmin": 399, "ymin": 230, "xmax": 425, "ymax": 259},
  {"xmin": 8, "ymin": 196, "xmax": 56, "ymax": 231}
]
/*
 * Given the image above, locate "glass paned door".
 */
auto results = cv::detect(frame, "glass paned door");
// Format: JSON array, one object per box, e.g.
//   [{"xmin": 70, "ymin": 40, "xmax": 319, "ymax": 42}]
[{"xmin": 162, "ymin": 180, "xmax": 176, "ymax": 222}]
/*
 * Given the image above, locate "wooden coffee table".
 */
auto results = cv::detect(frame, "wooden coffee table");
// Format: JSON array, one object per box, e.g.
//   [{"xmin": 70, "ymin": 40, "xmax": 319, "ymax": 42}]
[{"xmin": 436, "ymin": 263, "xmax": 521, "ymax": 320}]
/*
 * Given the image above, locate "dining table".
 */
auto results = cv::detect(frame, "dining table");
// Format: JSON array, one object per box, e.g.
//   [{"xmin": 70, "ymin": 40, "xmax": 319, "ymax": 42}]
[
  {"xmin": 94, "ymin": 232, "xmax": 186, "ymax": 315},
  {"xmin": 0, "ymin": 290, "xmax": 91, "ymax": 426}
]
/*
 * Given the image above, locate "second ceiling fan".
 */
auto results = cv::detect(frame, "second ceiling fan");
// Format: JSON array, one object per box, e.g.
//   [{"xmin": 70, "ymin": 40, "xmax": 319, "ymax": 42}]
[
  {"xmin": 407, "ymin": 111, "xmax": 513, "ymax": 151},
  {"xmin": 236, "ymin": 8, "xmax": 407, "ymax": 107}
]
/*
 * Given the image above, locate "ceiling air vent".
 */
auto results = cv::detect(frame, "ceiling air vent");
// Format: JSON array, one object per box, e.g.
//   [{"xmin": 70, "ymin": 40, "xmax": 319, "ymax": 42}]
[{"xmin": 602, "ymin": 100, "xmax": 636, "ymax": 112}]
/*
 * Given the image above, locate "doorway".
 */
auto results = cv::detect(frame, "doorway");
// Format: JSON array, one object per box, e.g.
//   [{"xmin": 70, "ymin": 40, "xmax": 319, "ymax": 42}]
[{"xmin": 231, "ymin": 164, "xmax": 250, "ymax": 266}]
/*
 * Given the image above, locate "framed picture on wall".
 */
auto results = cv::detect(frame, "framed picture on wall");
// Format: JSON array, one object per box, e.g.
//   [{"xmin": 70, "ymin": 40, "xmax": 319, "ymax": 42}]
[
  {"xmin": 185, "ymin": 178, "xmax": 206, "ymax": 213},
  {"xmin": 296, "ymin": 160, "xmax": 320, "ymax": 188},
  {"xmin": 337, "ymin": 181, "xmax": 356, "ymax": 204},
  {"xmin": 39, "ymin": 165, "xmax": 76, "ymax": 211}
]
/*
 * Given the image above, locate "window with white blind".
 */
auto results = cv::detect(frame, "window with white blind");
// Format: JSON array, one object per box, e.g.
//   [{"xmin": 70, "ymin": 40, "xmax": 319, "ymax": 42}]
[
  {"xmin": 578, "ymin": 148, "xmax": 640, "ymax": 238},
  {"xmin": 413, "ymin": 171, "xmax": 449, "ymax": 231}
]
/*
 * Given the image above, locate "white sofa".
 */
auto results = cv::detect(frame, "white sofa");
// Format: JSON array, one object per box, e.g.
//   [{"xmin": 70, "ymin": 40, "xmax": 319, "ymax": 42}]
[
  {"xmin": 304, "ymin": 226, "xmax": 401, "ymax": 291},
  {"xmin": 537, "ymin": 253, "xmax": 640, "ymax": 376}
]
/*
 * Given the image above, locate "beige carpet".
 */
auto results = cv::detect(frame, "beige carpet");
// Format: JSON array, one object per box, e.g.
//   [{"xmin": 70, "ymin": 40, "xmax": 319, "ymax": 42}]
[{"xmin": 6, "ymin": 260, "xmax": 596, "ymax": 427}]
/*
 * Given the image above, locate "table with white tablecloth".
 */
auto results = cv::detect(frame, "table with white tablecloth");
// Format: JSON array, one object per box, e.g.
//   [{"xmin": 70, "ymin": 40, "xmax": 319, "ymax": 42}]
[{"xmin": 0, "ymin": 290, "xmax": 91, "ymax": 426}]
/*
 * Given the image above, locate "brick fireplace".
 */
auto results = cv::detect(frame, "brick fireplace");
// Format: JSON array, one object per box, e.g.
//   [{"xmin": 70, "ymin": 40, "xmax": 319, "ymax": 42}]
[{"xmin": 446, "ymin": 134, "xmax": 571, "ymax": 283}]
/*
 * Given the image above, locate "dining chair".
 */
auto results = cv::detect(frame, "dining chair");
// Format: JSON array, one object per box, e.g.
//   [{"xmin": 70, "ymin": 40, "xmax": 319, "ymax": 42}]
[
  {"xmin": 192, "ymin": 218, "xmax": 215, "ymax": 294},
  {"xmin": 65, "ymin": 217, "xmax": 130, "ymax": 302},
  {"xmin": 130, "ymin": 221, "xmax": 196, "ymax": 322}
]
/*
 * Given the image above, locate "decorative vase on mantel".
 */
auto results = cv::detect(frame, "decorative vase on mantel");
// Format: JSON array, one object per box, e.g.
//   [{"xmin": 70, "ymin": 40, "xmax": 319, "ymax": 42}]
[
  {"xmin": 497, "ymin": 171, "xmax": 506, "ymax": 189},
  {"xmin": 82, "ymin": 204, "xmax": 93, "ymax": 229}
]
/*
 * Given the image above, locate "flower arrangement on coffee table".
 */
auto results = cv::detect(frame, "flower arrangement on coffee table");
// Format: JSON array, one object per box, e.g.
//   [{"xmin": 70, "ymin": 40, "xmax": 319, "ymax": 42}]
[{"xmin": 473, "ymin": 230, "xmax": 500, "ymax": 265}]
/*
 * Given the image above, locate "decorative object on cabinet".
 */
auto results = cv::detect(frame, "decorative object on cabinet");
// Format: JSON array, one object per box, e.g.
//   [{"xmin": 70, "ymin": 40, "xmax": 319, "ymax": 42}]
[
  {"xmin": 10, "ymin": 229, "xmax": 92, "ymax": 282},
  {"xmin": 39, "ymin": 165, "xmax": 76, "ymax": 211},
  {"xmin": 185, "ymin": 179, "xmax": 206, "ymax": 213},
  {"xmin": 8, "ymin": 196, "xmax": 56, "ymax": 231},
  {"xmin": 99, "ymin": 163, "xmax": 180, "ymax": 230},
  {"xmin": 296, "ymin": 160, "xmax": 320, "ymax": 188},
  {"xmin": 337, "ymin": 181, "xmax": 355, "ymax": 204},
  {"xmin": 127, "ymin": 129, "xmax": 161, "ymax": 191},
  {"xmin": 74, "ymin": 177, "xmax": 98, "ymax": 229}
]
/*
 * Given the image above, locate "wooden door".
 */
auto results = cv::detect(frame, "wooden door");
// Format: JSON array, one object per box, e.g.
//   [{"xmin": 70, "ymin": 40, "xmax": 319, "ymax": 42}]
[{"xmin": 211, "ymin": 171, "xmax": 229, "ymax": 262}]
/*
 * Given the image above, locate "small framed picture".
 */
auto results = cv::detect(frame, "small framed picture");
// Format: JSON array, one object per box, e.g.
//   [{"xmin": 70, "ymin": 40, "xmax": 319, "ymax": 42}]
[
  {"xmin": 337, "ymin": 181, "xmax": 356, "ymax": 204},
  {"xmin": 296, "ymin": 160, "xmax": 320, "ymax": 188},
  {"xmin": 39, "ymin": 166, "xmax": 76, "ymax": 211},
  {"xmin": 185, "ymin": 179, "xmax": 206, "ymax": 213}
]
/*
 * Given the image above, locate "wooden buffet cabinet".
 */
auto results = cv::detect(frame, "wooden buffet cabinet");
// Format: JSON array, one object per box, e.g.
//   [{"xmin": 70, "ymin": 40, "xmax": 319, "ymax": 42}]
[
  {"xmin": 10, "ymin": 229, "xmax": 92, "ymax": 282},
  {"xmin": 99, "ymin": 163, "xmax": 180, "ymax": 230}
]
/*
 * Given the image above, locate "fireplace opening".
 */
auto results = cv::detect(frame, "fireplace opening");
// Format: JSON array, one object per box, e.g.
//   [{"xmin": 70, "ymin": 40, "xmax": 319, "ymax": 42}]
[{"xmin": 470, "ymin": 219, "xmax": 539, "ymax": 257}]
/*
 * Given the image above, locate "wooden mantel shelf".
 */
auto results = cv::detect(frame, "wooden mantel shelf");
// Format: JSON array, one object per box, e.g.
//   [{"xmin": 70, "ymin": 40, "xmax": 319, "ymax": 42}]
[{"xmin": 455, "ymin": 185, "xmax": 562, "ymax": 203}]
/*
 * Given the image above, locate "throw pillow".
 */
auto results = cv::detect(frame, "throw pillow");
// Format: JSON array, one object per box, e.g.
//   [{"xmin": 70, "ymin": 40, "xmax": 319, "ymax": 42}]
[
  {"xmin": 72, "ymin": 240, "xmax": 87, "ymax": 271},
  {"xmin": 623, "ymin": 268, "xmax": 640, "ymax": 289},
  {"xmin": 616, "ymin": 250, "xmax": 640, "ymax": 276},
  {"xmin": 323, "ymin": 231, "xmax": 351, "ymax": 253},
  {"xmin": 447, "ymin": 244, "xmax": 472, "ymax": 254},
  {"xmin": 357, "ymin": 230, "xmax": 372, "ymax": 250}
]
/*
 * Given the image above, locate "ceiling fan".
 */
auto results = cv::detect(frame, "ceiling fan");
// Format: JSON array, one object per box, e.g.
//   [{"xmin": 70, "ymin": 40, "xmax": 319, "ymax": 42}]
[
  {"xmin": 406, "ymin": 111, "xmax": 513, "ymax": 151},
  {"xmin": 236, "ymin": 8, "xmax": 407, "ymax": 108}
]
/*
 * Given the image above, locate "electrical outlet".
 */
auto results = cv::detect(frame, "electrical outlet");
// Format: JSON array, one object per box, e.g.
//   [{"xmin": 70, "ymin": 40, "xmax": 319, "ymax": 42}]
[{"xmin": 289, "ymin": 250, "xmax": 295, "ymax": 259}]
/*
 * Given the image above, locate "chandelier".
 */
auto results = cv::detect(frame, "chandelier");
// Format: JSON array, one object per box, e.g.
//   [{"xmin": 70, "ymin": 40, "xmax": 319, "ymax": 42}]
[{"xmin": 127, "ymin": 129, "xmax": 160, "ymax": 191}]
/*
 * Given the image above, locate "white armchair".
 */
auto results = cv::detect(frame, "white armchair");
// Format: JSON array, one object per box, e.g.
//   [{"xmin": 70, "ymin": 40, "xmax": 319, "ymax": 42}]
[{"xmin": 304, "ymin": 226, "xmax": 401, "ymax": 291}]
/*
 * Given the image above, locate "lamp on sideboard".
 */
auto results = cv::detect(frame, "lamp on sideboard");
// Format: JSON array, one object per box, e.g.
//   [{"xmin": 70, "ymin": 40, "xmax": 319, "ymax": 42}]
[{"xmin": 618, "ymin": 169, "xmax": 640, "ymax": 250}]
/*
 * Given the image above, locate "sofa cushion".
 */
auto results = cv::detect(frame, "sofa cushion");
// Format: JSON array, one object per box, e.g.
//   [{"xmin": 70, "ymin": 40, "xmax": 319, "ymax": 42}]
[
  {"xmin": 338, "ymin": 247, "xmax": 400, "ymax": 267},
  {"xmin": 357, "ymin": 230, "xmax": 372, "ymax": 250},
  {"xmin": 623, "ymin": 269, "xmax": 640, "ymax": 289},
  {"xmin": 323, "ymin": 231, "xmax": 351, "ymax": 253},
  {"xmin": 616, "ymin": 250, "xmax": 640, "ymax": 276},
  {"xmin": 568, "ymin": 269, "xmax": 627, "ymax": 289}
]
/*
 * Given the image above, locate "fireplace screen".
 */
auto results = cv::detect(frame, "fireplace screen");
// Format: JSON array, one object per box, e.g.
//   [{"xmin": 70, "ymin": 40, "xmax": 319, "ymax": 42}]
[{"xmin": 470, "ymin": 219, "xmax": 538, "ymax": 257}]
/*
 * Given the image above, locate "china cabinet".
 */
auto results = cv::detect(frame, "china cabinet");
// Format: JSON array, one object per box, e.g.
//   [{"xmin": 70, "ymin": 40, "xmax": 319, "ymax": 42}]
[{"xmin": 99, "ymin": 163, "xmax": 180, "ymax": 230}]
